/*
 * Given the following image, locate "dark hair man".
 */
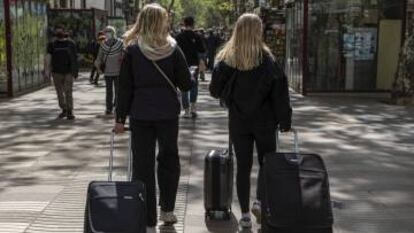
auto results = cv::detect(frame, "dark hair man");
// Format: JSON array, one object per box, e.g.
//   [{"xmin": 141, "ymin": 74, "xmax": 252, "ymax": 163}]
[
  {"xmin": 175, "ymin": 16, "xmax": 206, "ymax": 118},
  {"xmin": 45, "ymin": 26, "xmax": 79, "ymax": 120}
]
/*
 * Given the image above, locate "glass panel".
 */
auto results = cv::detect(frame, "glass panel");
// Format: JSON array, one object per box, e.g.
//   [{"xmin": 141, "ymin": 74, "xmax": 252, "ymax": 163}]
[
  {"xmin": 12, "ymin": 0, "xmax": 23, "ymax": 92},
  {"xmin": 8, "ymin": 0, "xmax": 49, "ymax": 94},
  {"xmin": 285, "ymin": 1, "xmax": 305, "ymax": 93},
  {"xmin": 0, "ymin": 0, "xmax": 7, "ymax": 93},
  {"xmin": 308, "ymin": 0, "xmax": 404, "ymax": 91},
  {"xmin": 48, "ymin": 9, "xmax": 96, "ymax": 67}
]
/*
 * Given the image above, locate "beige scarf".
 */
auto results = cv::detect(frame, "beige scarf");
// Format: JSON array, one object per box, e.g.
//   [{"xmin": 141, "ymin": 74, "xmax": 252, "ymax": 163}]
[{"xmin": 138, "ymin": 36, "xmax": 177, "ymax": 61}]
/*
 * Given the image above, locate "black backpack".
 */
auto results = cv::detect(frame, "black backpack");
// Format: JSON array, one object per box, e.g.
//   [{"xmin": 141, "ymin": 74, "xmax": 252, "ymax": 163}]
[{"xmin": 51, "ymin": 41, "xmax": 73, "ymax": 74}]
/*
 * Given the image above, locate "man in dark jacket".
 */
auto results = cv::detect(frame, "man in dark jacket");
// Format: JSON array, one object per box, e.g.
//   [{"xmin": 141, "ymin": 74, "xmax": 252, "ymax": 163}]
[
  {"xmin": 89, "ymin": 31, "xmax": 105, "ymax": 85},
  {"xmin": 46, "ymin": 26, "xmax": 78, "ymax": 120},
  {"xmin": 175, "ymin": 16, "xmax": 206, "ymax": 118}
]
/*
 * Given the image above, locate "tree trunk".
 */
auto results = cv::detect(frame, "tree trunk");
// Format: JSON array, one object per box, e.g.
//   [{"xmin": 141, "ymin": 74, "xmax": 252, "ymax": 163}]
[
  {"xmin": 167, "ymin": 0, "xmax": 175, "ymax": 28},
  {"xmin": 391, "ymin": 34, "xmax": 414, "ymax": 105},
  {"xmin": 168, "ymin": 0, "xmax": 175, "ymax": 13}
]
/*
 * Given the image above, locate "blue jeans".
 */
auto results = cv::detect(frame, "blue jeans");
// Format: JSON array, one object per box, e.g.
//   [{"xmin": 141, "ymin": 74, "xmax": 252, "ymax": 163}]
[{"xmin": 182, "ymin": 68, "xmax": 199, "ymax": 109}]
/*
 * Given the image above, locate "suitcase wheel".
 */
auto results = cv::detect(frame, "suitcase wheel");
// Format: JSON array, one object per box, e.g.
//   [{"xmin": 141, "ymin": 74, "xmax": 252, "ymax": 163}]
[
  {"xmin": 205, "ymin": 211, "xmax": 212, "ymax": 221},
  {"xmin": 223, "ymin": 210, "xmax": 231, "ymax": 220}
]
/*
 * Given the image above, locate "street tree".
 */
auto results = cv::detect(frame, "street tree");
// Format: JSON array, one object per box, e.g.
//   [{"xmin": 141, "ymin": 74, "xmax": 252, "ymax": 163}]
[{"xmin": 392, "ymin": 34, "xmax": 414, "ymax": 105}]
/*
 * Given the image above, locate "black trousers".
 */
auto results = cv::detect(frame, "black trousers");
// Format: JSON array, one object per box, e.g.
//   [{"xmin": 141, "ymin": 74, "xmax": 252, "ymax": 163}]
[
  {"xmin": 105, "ymin": 76, "xmax": 119, "ymax": 112},
  {"xmin": 230, "ymin": 119, "xmax": 276, "ymax": 213},
  {"xmin": 130, "ymin": 118, "xmax": 181, "ymax": 227}
]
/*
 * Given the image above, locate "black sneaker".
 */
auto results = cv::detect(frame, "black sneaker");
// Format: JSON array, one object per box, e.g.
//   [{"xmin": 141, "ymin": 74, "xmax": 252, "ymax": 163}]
[
  {"xmin": 58, "ymin": 110, "xmax": 67, "ymax": 119},
  {"xmin": 67, "ymin": 111, "xmax": 75, "ymax": 120},
  {"xmin": 105, "ymin": 110, "xmax": 113, "ymax": 115}
]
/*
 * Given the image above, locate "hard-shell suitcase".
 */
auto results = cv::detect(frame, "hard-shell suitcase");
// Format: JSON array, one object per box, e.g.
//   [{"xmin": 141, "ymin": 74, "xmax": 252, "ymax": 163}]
[
  {"xmin": 84, "ymin": 129, "xmax": 146, "ymax": 233},
  {"xmin": 261, "ymin": 130, "xmax": 333, "ymax": 233},
  {"xmin": 204, "ymin": 139, "xmax": 234, "ymax": 220}
]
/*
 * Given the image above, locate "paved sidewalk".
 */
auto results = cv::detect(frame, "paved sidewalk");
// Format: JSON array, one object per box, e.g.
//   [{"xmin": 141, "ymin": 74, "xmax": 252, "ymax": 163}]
[{"xmin": 0, "ymin": 74, "xmax": 413, "ymax": 233}]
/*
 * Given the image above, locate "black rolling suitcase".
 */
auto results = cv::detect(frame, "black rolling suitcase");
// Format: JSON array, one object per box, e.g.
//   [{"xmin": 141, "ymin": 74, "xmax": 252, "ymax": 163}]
[
  {"xmin": 84, "ymin": 129, "xmax": 146, "ymax": 233},
  {"xmin": 261, "ymin": 130, "xmax": 333, "ymax": 233},
  {"xmin": 204, "ymin": 138, "xmax": 234, "ymax": 220}
]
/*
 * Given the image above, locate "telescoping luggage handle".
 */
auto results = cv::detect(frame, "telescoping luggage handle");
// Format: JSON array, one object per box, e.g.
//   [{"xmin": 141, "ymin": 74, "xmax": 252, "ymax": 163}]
[
  {"xmin": 109, "ymin": 128, "xmax": 132, "ymax": 182},
  {"xmin": 276, "ymin": 129, "xmax": 300, "ymax": 161}
]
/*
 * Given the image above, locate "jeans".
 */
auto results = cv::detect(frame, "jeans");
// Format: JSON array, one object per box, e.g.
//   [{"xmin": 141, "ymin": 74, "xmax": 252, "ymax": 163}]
[
  {"xmin": 230, "ymin": 119, "xmax": 276, "ymax": 213},
  {"xmin": 53, "ymin": 73, "xmax": 74, "ymax": 111},
  {"xmin": 130, "ymin": 118, "xmax": 181, "ymax": 227},
  {"xmin": 181, "ymin": 68, "xmax": 199, "ymax": 110},
  {"xmin": 105, "ymin": 76, "xmax": 119, "ymax": 112}
]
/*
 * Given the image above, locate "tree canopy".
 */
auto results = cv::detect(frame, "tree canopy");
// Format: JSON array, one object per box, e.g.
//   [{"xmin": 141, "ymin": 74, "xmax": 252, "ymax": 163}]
[{"xmin": 156, "ymin": 0, "xmax": 234, "ymax": 28}]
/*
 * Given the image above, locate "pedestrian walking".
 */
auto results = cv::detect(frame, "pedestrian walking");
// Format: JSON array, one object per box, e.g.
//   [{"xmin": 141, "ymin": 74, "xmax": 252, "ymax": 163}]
[
  {"xmin": 206, "ymin": 29, "xmax": 220, "ymax": 71},
  {"xmin": 197, "ymin": 29, "xmax": 208, "ymax": 81},
  {"xmin": 209, "ymin": 13, "xmax": 292, "ymax": 229},
  {"xmin": 95, "ymin": 26, "xmax": 123, "ymax": 115},
  {"xmin": 175, "ymin": 16, "xmax": 206, "ymax": 118},
  {"xmin": 45, "ymin": 26, "xmax": 78, "ymax": 120},
  {"xmin": 114, "ymin": 4, "xmax": 192, "ymax": 233},
  {"xmin": 89, "ymin": 31, "xmax": 105, "ymax": 85}
]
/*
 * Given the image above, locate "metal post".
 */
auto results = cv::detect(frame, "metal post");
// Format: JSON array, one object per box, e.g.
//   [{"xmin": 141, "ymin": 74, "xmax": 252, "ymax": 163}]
[
  {"xmin": 4, "ymin": 0, "xmax": 13, "ymax": 97},
  {"xmin": 302, "ymin": 0, "xmax": 309, "ymax": 95}
]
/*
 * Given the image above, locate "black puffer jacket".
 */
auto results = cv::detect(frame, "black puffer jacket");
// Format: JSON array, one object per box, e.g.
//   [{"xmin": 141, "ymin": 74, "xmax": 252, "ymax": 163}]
[
  {"xmin": 116, "ymin": 45, "xmax": 192, "ymax": 123},
  {"xmin": 210, "ymin": 55, "xmax": 292, "ymax": 130}
]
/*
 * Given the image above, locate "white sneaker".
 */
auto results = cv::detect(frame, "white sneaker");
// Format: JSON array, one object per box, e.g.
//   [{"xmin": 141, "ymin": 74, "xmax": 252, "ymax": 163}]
[
  {"xmin": 160, "ymin": 211, "xmax": 178, "ymax": 225},
  {"xmin": 239, "ymin": 216, "xmax": 252, "ymax": 228},
  {"xmin": 183, "ymin": 109, "xmax": 191, "ymax": 118},
  {"xmin": 146, "ymin": 226, "xmax": 157, "ymax": 233},
  {"xmin": 251, "ymin": 200, "xmax": 261, "ymax": 224}
]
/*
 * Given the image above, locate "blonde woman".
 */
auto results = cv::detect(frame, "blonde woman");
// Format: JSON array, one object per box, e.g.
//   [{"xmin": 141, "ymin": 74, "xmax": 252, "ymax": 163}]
[
  {"xmin": 210, "ymin": 13, "xmax": 292, "ymax": 228},
  {"xmin": 114, "ymin": 4, "xmax": 192, "ymax": 232}
]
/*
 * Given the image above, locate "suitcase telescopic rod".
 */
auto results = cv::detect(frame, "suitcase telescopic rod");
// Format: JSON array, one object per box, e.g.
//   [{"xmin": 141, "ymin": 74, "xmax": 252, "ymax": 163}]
[
  {"xmin": 276, "ymin": 129, "xmax": 300, "ymax": 160},
  {"xmin": 109, "ymin": 128, "xmax": 131, "ymax": 182}
]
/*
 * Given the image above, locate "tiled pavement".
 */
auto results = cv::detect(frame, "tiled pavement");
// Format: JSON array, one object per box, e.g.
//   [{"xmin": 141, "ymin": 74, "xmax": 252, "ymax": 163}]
[{"xmin": 0, "ymin": 73, "xmax": 413, "ymax": 233}]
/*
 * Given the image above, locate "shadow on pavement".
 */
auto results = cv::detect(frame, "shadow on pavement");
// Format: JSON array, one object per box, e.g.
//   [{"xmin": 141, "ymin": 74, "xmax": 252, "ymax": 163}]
[
  {"xmin": 205, "ymin": 212, "xmax": 239, "ymax": 233},
  {"xmin": 159, "ymin": 225, "xmax": 178, "ymax": 233}
]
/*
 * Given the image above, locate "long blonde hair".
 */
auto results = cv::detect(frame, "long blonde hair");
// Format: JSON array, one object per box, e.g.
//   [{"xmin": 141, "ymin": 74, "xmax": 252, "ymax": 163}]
[
  {"xmin": 216, "ymin": 13, "xmax": 274, "ymax": 70},
  {"xmin": 123, "ymin": 3, "xmax": 170, "ymax": 47}
]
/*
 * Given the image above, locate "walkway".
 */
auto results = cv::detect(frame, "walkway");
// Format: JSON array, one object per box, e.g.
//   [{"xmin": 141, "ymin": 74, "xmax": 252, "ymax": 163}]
[{"xmin": 0, "ymin": 74, "xmax": 413, "ymax": 233}]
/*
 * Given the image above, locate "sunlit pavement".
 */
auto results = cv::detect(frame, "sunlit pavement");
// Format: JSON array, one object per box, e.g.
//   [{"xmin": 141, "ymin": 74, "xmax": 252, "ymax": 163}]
[{"xmin": 0, "ymin": 73, "xmax": 413, "ymax": 233}]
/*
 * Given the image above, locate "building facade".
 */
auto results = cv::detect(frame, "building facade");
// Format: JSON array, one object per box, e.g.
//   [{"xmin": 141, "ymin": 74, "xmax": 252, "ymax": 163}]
[
  {"xmin": 285, "ymin": 0, "xmax": 410, "ymax": 94},
  {"xmin": 48, "ymin": 0, "xmax": 128, "ymax": 17},
  {"xmin": 1, "ymin": 0, "xmax": 49, "ymax": 97}
]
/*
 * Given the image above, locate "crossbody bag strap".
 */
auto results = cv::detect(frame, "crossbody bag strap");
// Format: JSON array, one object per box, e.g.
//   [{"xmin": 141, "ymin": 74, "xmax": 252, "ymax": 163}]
[{"xmin": 152, "ymin": 61, "xmax": 180, "ymax": 95}]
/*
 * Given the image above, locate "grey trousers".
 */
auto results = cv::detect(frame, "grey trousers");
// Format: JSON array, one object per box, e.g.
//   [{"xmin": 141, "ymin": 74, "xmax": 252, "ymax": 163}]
[{"xmin": 53, "ymin": 73, "xmax": 74, "ymax": 111}]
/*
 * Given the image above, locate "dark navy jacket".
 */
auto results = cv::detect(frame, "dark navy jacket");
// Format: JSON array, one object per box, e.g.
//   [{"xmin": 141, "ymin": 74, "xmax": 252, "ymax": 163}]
[{"xmin": 116, "ymin": 45, "xmax": 192, "ymax": 123}]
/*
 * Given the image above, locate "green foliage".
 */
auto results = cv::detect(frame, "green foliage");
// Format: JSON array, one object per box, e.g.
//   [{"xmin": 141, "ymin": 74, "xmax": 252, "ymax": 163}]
[{"xmin": 154, "ymin": 0, "xmax": 233, "ymax": 28}]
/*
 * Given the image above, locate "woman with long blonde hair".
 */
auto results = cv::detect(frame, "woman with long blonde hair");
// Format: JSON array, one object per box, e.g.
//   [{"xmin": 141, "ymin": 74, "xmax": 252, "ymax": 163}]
[
  {"xmin": 210, "ymin": 13, "xmax": 292, "ymax": 228},
  {"xmin": 114, "ymin": 4, "xmax": 192, "ymax": 232}
]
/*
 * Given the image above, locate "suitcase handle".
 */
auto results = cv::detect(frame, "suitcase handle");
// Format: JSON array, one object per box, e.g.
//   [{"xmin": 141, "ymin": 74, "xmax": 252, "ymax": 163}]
[
  {"xmin": 276, "ymin": 128, "xmax": 300, "ymax": 155},
  {"xmin": 109, "ymin": 128, "xmax": 132, "ymax": 182}
]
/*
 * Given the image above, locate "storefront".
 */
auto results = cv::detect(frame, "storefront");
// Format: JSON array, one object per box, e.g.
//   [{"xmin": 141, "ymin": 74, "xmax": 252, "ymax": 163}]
[
  {"xmin": 255, "ymin": 7, "xmax": 287, "ymax": 66},
  {"xmin": 0, "ymin": 0, "xmax": 49, "ymax": 97},
  {"xmin": 285, "ymin": 0, "xmax": 408, "ymax": 94},
  {"xmin": 47, "ymin": 8, "xmax": 107, "ymax": 68}
]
